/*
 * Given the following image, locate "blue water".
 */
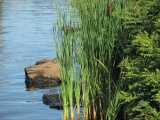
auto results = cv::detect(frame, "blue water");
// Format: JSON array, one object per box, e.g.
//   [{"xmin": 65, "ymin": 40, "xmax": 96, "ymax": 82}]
[{"xmin": 0, "ymin": 0, "xmax": 67, "ymax": 119}]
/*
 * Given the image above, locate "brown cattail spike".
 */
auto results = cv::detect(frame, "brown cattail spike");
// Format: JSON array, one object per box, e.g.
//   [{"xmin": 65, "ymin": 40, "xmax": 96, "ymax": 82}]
[{"xmin": 107, "ymin": 4, "xmax": 111, "ymax": 19}]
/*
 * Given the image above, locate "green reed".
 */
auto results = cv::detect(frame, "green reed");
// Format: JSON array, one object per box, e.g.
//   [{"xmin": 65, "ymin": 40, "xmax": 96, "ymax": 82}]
[{"xmin": 54, "ymin": 0, "xmax": 127, "ymax": 119}]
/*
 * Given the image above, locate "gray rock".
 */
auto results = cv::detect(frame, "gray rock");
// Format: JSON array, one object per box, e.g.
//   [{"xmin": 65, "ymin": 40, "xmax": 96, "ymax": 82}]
[
  {"xmin": 42, "ymin": 93, "xmax": 82, "ymax": 109},
  {"xmin": 42, "ymin": 94, "xmax": 63, "ymax": 109}
]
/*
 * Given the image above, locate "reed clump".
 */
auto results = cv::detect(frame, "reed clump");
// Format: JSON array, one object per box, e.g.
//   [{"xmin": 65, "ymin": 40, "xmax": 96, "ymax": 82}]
[{"xmin": 54, "ymin": 0, "xmax": 127, "ymax": 119}]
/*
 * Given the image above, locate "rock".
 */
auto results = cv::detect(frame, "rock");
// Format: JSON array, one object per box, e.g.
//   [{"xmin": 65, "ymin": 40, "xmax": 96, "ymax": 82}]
[
  {"xmin": 25, "ymin": 58, "xmax": 61, "ymax": 88},
  {"xmin": 42, "ymin": 94, "xmax": 63, "ymax": 109},
  {"xmin": 42, "ymin": 93, "xmax": 81, "ymax": 109}
]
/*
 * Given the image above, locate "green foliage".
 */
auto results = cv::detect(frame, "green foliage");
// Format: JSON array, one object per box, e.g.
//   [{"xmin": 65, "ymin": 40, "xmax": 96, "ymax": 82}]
[
  {"xmin": 119, "ymin": 0, "xmax": 160, "ymax": 119},
  {"xmin": 54, "ymin": 0, "xmax": 160, "ymax": 119},
  {"xmin": 130, "ymin": 100, "xmax": 160, "ymax": 120},
  {"xmin": 121, "ymin": 0, "xmax": 160, "ymax": 45}
]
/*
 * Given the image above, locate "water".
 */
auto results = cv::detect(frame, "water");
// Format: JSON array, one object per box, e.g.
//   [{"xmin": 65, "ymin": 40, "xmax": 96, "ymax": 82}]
[{"xmin": 0, "ymin": 0, "xmax": 67, "ymax": 119}]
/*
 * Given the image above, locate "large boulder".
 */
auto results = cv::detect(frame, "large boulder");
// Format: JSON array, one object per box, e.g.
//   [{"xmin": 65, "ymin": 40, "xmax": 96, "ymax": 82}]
[{"xmin": 25, "ymin": 58, "xmax": 61, "ymax": 88}]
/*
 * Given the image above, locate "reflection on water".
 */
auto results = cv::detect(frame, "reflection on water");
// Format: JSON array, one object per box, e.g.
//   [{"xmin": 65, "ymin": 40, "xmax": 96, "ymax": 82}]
[
  {"xmin": 0, "ymin": 81, "xmax": 9, "ymax": 85},
  {"xmin": 0, "ymin": 1, "xmax": 5, "ymax": 69},
  {"xmin": 0, "ymin": 1, "xmax": 2, "ymax": 20},
  {"xmin": 0, "ymin": 0, "xmax": 66, "ymax": 120}
]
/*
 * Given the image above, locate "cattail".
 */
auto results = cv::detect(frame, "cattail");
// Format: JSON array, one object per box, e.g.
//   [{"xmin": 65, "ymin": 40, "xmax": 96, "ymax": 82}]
[
  {"xmin": 107, "ymin": 4, "xmax": 111, "ymax": 19},
  {"xmin": 107, "ymin": 2, "xmax": 115, "ymax": 19}
]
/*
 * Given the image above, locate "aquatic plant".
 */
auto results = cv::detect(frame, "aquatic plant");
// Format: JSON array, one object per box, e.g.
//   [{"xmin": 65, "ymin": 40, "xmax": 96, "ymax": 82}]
[{"xmin": 53, "ymin": 0, "xmax": 127, "ymax": 119}]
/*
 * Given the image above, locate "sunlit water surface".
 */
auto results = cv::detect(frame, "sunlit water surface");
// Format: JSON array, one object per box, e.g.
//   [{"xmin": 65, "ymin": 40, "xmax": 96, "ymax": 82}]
[{"xmin": 0, "ymin": 0, "xmax": 67, "ymax": 119}]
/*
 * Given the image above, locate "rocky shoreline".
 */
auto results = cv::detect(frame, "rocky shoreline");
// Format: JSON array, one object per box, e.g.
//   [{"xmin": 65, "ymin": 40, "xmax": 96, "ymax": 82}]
[{"xmin": 24, "ymin": 58, "xmax": 62, "ymax": 109}]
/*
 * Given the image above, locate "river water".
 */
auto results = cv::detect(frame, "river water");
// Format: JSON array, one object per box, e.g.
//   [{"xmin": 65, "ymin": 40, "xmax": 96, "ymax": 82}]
[{"xmin": 0, "ymin": 0, "xmax": 67, "ymax": 119}]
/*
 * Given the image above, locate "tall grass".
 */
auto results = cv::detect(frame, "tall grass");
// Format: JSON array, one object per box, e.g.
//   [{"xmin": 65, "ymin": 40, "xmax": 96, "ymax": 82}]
[{"xmin": 54, "ymin": 0, "xmax": 127, "ymax": 119}]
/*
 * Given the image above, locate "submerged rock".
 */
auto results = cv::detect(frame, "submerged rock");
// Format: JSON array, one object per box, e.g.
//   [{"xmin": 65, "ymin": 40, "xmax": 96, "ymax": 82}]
[
  {"xmin": 25, "ymin": 58, "xmax": 61, "ymax": 88},
  {"xmin": 42, "ymin": 93, "xmax": 81, "ymax": 109},
  {"xmin": 42, "ymin": 94, "xmax": 63, "ymax": 109}
]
